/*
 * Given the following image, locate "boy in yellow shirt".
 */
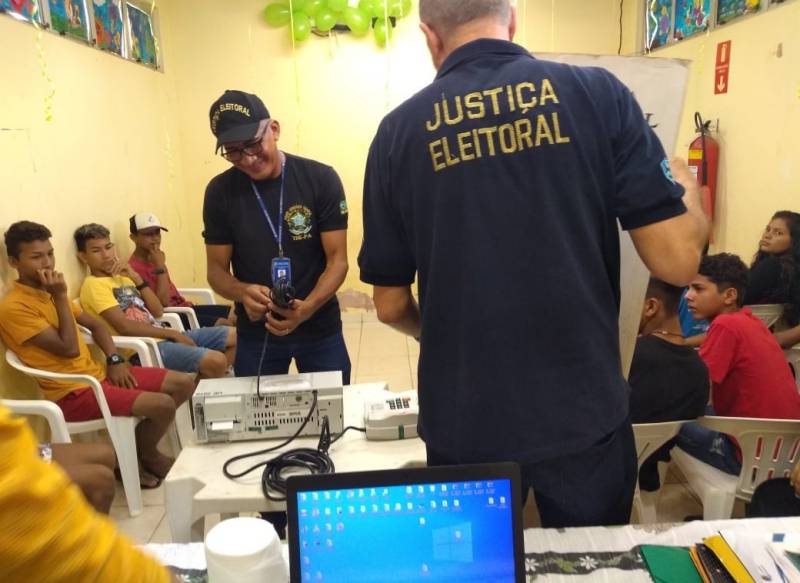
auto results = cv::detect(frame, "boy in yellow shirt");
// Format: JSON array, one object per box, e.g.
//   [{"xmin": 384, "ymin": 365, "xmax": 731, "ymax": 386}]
[{"xmin": 0, "ymin": 221, "xmax": 195, "ymax": 486}]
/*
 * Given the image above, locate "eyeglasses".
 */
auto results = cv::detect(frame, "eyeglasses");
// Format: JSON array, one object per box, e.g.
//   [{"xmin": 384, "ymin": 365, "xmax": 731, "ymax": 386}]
[{"xmin": 221, "ymin": 129, "xmax": 267, "ymax": 163}]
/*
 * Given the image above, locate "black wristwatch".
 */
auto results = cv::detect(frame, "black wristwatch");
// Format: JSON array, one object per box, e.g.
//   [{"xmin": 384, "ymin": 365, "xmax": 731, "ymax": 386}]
[
  {"xmin": 135, "ymin": 281, "xmax": 150, "ymax": 291},
  {"xmin": 106, "ymin": 353, "xmax": 124, "ymax": 366},
  {"xmin": 153, "ymin": 268, "xmax": 166, "ymax": 275}
]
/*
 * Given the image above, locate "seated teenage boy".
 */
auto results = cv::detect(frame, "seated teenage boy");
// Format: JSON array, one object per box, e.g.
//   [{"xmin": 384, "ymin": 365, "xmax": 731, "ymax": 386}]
[
  {"xmin": 0, "ymin": 221, "xmax": 195, "ymax": 486},
  {"xmin": 74, "ymin": 223, "xmax": 234, "ymax": 378},
  {"xmin": 630, "ymin": 277, "xmax": 709, "ymax": 490},
  {"xmin": 678, "ymin": 253, "xmax": 800, "ymax": 474},
  {"xmin": 128, "ymin": 212, "xmax": 236, "ymax": 328}
]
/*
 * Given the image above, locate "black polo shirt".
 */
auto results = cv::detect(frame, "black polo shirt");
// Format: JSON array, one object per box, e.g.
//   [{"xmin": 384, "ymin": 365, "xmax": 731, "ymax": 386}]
[
  {"xmin": 358, "ymin": 39, "xmax": 686, "ymax": 463},
  {"xmin": 203, "ymin": 153, "xmax": 348, "ymax": 342}
]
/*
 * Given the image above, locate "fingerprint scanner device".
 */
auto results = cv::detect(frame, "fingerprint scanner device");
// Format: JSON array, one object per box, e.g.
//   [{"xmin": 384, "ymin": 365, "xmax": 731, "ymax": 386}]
[
  {"xmin": 192, "ymin": 372, "xmax": 343, "ymax": 443},
  {"xmin": 364, "ymin": 389, "xmax": 419, "ymax": 441},
  {"xmin": 287, "ymin": 463, "xmax": 525, "ymax": 583}
]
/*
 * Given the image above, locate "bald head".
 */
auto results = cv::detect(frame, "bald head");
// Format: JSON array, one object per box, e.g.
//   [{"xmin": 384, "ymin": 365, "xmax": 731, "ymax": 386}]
[{"xmin": 420, "ymin": 0, "xmax": 512, "ymax": 35}]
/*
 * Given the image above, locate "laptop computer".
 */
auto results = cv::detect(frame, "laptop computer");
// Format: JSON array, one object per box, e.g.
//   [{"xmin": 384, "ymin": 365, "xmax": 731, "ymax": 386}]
[{"xmin": 286, "ymin": 463, "xmax": 524, "ymax": 583}]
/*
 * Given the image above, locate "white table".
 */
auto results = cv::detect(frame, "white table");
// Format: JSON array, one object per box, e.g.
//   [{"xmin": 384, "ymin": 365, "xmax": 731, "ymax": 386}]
[{"xmin": 165, "ymin": 383, "xmax": 427, "ymax": 543}]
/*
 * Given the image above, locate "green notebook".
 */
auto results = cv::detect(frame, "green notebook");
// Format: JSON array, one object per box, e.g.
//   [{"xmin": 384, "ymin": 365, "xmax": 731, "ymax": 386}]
[{"xmin": 640, "ymin": 544, "xmax": 704, "ymax": 583}]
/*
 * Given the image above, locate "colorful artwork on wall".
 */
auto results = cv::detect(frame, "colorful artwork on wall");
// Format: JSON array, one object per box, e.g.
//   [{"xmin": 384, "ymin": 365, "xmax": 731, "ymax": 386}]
[
  {"xmin": 674, "ymin": 0, "xmax": 711, "ymax": 40},
  {"xmin": 127, "ymin": 2, "xmax": 155, "ymax": 66},
  {"xmin": 0, "ymin": 0, "xmax": 39, "ymax": 20},
  {"xmin": 645, "ymin": 0, "xmax": 673, "ymax": 50},
  {"xmin": 717, "ymin": 0, "xmax": 760, "ymax": 25},
  {"xmin": 48, "ymin": 0, "xmax": 89, "ymax": 40},
  {"xmin": 93, "ymin": 0, "xmax": 123, "ymax": 54}
]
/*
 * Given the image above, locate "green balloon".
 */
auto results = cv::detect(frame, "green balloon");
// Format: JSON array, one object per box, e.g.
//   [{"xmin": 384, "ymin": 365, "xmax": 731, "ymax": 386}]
[
  {"xmin": 315, "ymin": 8, "xmax": 336, "ymax": 32},
  {"xmin": 358, "ymin": 0, "xmax": 376, "ymax": 16},
  {"xmin": 291, "ymin": 12, "xmax": 312, "ymax": 41},
  {"xmin": 388, "ymin": 0, "xmax": 411, "ymax": 17},
  {"xmin": 327, "ymin": 0, "xmax": 347, "ymax": 12},
  {"xmin": 303, "ymin": 0, "xmax": 324, "ymax": 17},
  {"xmin": 344, "ymin": 7, "xmax": 370, "ymax": 35},
  {"xmin": 264, "ymin": 2, "xmax": 291, "ymax": 27},
  {"xmin": 288, "ymin": 0, "xmax": 308, "ymax": 10},
  {"xmin": 372, "ymin": 1, "xmax": 388, "ymax": 17},
  {"xmin": 373, "ymin": 17, "xmax": 393, "ymax": 45}
]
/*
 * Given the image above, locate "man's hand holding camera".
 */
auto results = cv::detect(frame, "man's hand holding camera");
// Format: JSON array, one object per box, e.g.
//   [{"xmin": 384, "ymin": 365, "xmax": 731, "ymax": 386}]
[{"xmin": 266, "ymin": 298, "xmax": 311, "ymax": 336}]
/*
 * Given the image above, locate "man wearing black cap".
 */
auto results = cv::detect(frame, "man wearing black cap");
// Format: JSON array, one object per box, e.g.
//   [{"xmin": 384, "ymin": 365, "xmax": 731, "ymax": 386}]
[{"xmin": 203, "ymin": 90, "xmax": 351, "ymax": 382}]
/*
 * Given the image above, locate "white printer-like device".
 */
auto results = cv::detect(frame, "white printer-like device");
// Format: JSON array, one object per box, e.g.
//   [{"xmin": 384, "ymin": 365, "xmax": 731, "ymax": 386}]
[{"xmin": 192, "ymin": 371, "xmax": 343, "ymax": 443}]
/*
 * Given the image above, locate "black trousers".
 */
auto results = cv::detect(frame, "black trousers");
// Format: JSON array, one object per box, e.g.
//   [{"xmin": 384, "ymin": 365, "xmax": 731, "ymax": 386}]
[
  {"xmin": 746, "ymin": 478, "xmax": 800, "ymax": 518},
  {"xmin": 426, "ymin": 417, "xmax": 638, "ymax": 528}
]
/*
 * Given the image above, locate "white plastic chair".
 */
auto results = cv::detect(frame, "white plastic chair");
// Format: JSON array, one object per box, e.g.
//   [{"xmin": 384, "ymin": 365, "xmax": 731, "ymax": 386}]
[
  {"xmin": 177, "ymin": 288, "xmax": 216, "ymax": 305},
  {"xmin": 1, "ymin": 399, "xmax": 71, "ymax": 443},
  {"xmin": 5, "ymin": 349, "xmax": 144, "ymax": 517},
  {"xmin": 671, "ymin": 416, "xmax": 800, "ymax": 519},
  {"xmin": 168, "ymin": 287, "xmax": 220, "ymax": 331},
  {"xmin": 786, "ymin": 347, "xmax": 800, "ymax": 393},
  {"xmin": 748, "ymin": 304, "xmax": 785, "ymax": 329},
  {"xmin": 631, "ymin": 420, "xmax": 688, "ymax": 524}
]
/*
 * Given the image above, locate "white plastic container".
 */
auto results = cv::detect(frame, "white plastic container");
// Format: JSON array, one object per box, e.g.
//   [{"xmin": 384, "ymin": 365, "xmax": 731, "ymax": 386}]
[{"xmin": 204, "ymin": 517, "xmax": 289, "ymax": 583}]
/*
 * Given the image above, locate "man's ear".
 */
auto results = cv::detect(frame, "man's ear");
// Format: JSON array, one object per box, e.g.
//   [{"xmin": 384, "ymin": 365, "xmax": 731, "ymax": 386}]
[
  {"xmin": 508, "ymin": 5, "xmax": 517, "ymax": 41},
  {"xmin": 270, "ymin": 119, "xmax": 281, "ymax": 143},
  {"xmin": 420, "ymin": 21, "xmax": 444, "ymax": 66},
  {"xmin": 76, "ymin": 251, "xmax": 88, "ymax": 265},
  {"xmin": 7, "ymin": 255, "xmax": 18, "ymax": 270}
]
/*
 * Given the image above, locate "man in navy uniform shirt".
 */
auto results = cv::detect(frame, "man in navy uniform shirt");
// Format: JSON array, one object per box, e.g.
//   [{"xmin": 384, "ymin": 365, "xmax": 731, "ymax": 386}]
[{"xmin": 358, "ymin": 0, "xmax": 708, "ymax": 527}]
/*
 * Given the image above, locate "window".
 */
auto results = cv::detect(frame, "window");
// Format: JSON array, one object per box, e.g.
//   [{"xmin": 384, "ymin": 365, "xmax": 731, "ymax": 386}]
[{"xmin": 644, "ymin": 0, "xmax": 794, "ymax": 51}]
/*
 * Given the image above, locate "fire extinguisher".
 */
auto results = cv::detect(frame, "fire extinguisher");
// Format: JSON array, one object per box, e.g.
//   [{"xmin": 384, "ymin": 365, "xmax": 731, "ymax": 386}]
[{"xmin": 687, "ymin": 112, "xmax": 719, "ymax": 225}]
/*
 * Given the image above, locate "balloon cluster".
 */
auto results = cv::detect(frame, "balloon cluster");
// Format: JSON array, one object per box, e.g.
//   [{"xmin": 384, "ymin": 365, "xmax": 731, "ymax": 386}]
[{"xmin": 264, "ymin": 0, "xmax": 413, "ymax": 45}]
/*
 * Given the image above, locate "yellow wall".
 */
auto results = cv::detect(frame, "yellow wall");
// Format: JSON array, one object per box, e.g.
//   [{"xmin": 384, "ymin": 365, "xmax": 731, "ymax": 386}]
[
  {"xmin": 651, "ymin": 1, "xmax": 800, "ymax": 258},
  {"xmin": 0, "ymin": 13, "xmax": 191, "ymax": 400}
]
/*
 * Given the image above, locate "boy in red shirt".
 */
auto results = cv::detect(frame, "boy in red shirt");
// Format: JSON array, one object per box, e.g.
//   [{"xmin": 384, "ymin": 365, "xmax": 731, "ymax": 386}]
[{"xmin": 678, "ymin": 253, "xmax": 800, "ymax": 474}]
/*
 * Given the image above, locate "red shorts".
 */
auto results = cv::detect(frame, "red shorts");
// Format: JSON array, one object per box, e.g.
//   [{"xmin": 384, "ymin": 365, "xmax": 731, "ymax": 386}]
[{"xmin": 56, "ymin": 367, "xmax": 169, "ymax": 422}]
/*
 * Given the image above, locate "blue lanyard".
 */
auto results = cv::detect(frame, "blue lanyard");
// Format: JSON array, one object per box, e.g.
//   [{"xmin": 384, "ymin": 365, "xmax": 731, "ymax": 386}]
[{"xmin": 250, "ymin": 157, "xmax": 287, "ymax": 257}]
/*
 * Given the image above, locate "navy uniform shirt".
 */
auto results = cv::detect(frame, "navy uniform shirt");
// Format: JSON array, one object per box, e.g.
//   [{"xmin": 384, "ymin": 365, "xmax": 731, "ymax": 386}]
[
  {"xmin": 203, "ymin": 153, "xmax": 348, "ymax": 343},
  {"xmin": 358, "ymin": 39, "xmax": 686, "ymax": 463}
]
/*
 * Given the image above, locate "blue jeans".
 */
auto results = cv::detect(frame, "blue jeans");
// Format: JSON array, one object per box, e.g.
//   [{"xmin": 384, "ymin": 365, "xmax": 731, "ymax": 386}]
[
  {"xmin": 675, "ymin": 421, "xmax": 741, "ymax": 475},
  {"xmin": 234, "ymin": 331, "xmax": 351, "ymax": 384}
]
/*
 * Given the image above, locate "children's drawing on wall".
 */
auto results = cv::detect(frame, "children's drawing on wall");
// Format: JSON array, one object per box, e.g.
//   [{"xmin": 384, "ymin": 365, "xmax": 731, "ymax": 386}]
[
  {"xmin": 127, "ymin": 1, "xmax": 155, "ymax": 66},
  {"xmin": 717, "ymin": 0, "xmax": 760, "ymax": 24},
  {"xmin": 646, "ymin": 0, "xmax": 673, "ymax": 50},
  {"xmin": 93, "ymin": 0, "xmax": 122, "ymax": 54},
  {"xmin": 48, "ymin": 0, "xmax": 88, "ymax": 40},
  {"xmin": 0, "ymin": 0, "xmax": 39, "ymax": 21},
  {"xmin": 674, "ymin": 0, "xmax": 710, "ymax": 40}
]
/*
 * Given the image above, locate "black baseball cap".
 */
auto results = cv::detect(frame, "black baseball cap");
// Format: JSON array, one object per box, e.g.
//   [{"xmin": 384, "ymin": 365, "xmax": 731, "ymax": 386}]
[{"xmin": 209, "ymin": 90, "xmax": 270, "ymax": 152}]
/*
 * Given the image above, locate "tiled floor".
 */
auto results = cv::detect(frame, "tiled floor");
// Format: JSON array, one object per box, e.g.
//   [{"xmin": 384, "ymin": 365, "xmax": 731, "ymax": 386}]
[{"xmin": 110, "ymin": 312, "xmax": 717, "ymax": 544}]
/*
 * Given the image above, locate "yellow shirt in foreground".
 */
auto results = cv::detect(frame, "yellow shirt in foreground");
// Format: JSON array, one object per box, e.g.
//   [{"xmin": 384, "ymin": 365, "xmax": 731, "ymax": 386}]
[
  {"xmin": 0, "ymin": 282, "xmax": 106, "ymax": 401},
  {"xmin": 0, "ymin": 405, "xmax": 170, "ymax": 583}
]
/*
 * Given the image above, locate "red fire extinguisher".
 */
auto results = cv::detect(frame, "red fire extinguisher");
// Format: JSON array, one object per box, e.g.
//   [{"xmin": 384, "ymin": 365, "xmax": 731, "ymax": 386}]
[{"xmin": 687, "ymin": 112, "xmax": 719, "ymax": 226}]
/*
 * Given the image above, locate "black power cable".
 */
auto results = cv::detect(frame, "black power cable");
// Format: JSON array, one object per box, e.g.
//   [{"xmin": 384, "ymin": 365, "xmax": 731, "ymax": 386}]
[{"xmin": 222, "ymin": 390, "xmax": 366, "ymax": 501}]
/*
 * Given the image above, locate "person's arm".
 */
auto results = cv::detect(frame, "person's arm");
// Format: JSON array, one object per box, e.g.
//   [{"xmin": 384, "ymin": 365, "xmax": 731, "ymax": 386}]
[
  {"xmin": 373, "ymin": 285, "xmax": 421, "ymax": 338},
  {"xmin": 775, "ymin": 325, "xmax": 800, "ymax": 349},
  {"xmin": 25, "ymin": 270, "xmax": 80, "ymax": 358},
  {"xmin": 0, "ymin": 406, "xmax": 173, "ymax": 583},
  {"xmin": 98, "ymin": 306, "xmax": 192, "ymax": 346},
  {"xmin": 112, "ymin": 262, "xmax": 164, "ymax": 318},
  {"xmin": 628, "ymin": 158, "xmax": 709, "ymax": 286},
  {"xmin": 146, "ymin": 247, "xmax": 173, "ymax": 307},
  {"xmin": 76, "ymin": 312, "xmax": 138, "ymax": 388},
  {"xmin": 206, "ymin": 243, "xmax": 271, "ymax": 322},
  {"xmin": 266, "ymin": 230, "xmax": 349, "ymax": 335}
]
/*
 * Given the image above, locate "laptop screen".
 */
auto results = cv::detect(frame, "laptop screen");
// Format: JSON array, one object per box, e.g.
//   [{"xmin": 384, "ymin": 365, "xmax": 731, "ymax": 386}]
[{"xmin": 287, "ymin": 464, "xmax": 523, "ymax": 583}]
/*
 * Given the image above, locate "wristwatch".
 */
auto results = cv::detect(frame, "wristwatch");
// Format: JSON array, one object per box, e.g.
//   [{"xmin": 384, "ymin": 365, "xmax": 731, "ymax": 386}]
[
  {"xmin": 106, "ymin": 353, "xmax": 124, "ymax": 366},
  {"xmin": 135, "ymin": 281, "xmax": 150, "ymax": 291},
  {"xmin": 153, "ymin": 268, "xmax": 166, "ymax": 275}
]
